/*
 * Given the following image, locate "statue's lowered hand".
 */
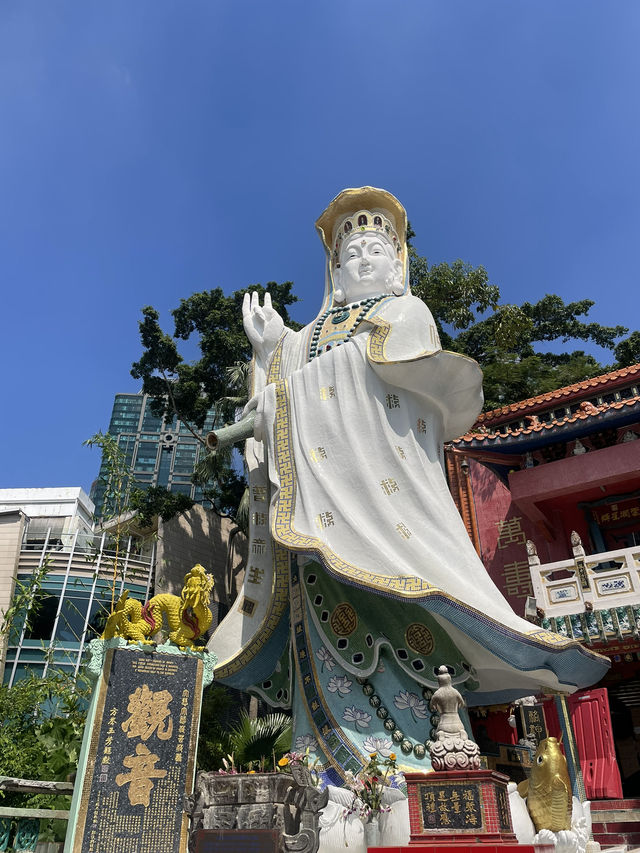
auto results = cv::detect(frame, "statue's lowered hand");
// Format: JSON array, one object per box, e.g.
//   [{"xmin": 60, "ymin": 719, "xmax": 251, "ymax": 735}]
[{"xmin": 242, "ymin": 291, "xmax": 284, "ymax": 363}]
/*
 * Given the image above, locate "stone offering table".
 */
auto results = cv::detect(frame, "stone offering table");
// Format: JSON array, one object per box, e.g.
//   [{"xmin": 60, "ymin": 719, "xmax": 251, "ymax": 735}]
[{"xmin": 188, "ymin": 767, "xmax": 328, "ymax": 853}]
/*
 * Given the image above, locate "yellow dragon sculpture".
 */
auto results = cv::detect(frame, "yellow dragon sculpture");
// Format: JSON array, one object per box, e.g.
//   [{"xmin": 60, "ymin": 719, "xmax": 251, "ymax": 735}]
[{"xmin": 101, "ymin": 564, "xmax": 214, "ymax": 650}]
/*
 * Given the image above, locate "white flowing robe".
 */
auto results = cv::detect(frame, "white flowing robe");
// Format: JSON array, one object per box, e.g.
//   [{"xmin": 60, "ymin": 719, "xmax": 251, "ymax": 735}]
[{"xmin": 210, "ymin": 293, "xmax": 607, "ymax": 707}]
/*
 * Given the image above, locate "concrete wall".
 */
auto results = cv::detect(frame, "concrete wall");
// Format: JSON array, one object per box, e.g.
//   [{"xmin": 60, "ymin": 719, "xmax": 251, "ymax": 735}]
[
  {"xmin": 155, "ymin": 505, "xmax": 247, "ymax": 609},
  {"xmin": 0, "ymin": 511, "xmax": 26, "ymax": 681},
  {"xmin": 0, "ymin": 487, "xmax": 94, "ymax": 525}
]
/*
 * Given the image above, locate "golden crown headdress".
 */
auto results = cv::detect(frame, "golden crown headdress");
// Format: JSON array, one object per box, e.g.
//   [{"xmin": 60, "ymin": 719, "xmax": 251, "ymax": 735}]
[{"xmin": 315, "ymin": 187, "xmax": 407, "ymax": 270}]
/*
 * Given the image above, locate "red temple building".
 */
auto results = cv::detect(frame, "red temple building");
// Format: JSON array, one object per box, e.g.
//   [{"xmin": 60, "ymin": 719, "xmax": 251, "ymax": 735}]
[{"xmin": 447, "ymin": 363, "xmax": 640, "ymax": 845}]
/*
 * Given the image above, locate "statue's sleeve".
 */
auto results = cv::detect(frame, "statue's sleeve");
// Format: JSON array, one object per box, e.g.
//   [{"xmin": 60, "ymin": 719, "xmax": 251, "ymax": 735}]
[{"xmin": 366, "ymin": 295, "xmax": 484, "ymax": 441}]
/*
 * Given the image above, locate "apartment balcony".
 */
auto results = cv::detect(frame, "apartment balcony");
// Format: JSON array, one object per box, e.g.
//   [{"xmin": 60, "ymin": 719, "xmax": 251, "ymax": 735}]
[
  {"xmin": 19, "ymin": 529, "xmax": 155, "ymax": 591},
  {"xmin": 2, "ymin": 528, "xmax": 156, "ymax": 686}
]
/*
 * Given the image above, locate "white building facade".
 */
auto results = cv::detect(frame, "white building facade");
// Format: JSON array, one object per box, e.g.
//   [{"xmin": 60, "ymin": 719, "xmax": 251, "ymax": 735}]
[{"xmin": 0, "ymin": 488, "xmax": 155, "ymax": 684}]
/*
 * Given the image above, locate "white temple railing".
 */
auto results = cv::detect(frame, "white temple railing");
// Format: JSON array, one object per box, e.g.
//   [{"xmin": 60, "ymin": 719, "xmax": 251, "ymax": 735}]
[{"xmin": 526, "ymin": 532, "xmax": 640, "ymax": 618}]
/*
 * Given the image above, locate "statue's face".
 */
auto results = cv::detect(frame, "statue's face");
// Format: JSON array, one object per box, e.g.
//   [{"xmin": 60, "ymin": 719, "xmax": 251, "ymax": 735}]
[{"xmin": 335, "ymin": 231, "xmax": 402, "ymax": 303}]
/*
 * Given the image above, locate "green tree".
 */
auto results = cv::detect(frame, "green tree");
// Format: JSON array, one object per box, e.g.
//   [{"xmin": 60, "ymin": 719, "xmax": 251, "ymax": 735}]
[
  {"xmin": 84, "ymin": 431, "xmax": 137, "ymax": 613},
  {"xmin": 614, "ymin": 330, "xmax": 640, "ymax": 368},
  {"xmin": 84, "ymin": 431, "xmax": 132, "ymax": 525},
  {"xmin": 0, "ymin": 672, "xmax": 87, "ymax": 781},
  {"xmin": 128, "ymin": 485, "xmax": 195, "ymax": 528},
  {"xmin": 195, "ymin": 688, "xmax": 292, "ymax": 773},
  {"xmin": 227, "ymin": 711, "xmax": 292, "ymax": 771},
  {"xmin": 191, "ymin": 360, "xmax": 252, "ymax": 523},
  {"xmin": 130, "ymin": 283, "xmax": 300, "ymax": 521},
  {"xmin": 130, "ymin": 283, "xmax": 300, "ymax": 430},
  {"xmin": 0, "ymin": 672, "xmax": 88, "ymax": 840},
  {"xmin": 407, "ymin": 226, "xmax": 634, "ymax": 409},
  {"xmin": 85, "ymin": 433, "xmax": 196, "ymax": 610},
  {"xmin": 196, "ymin": 685, "xmax": 236, "ymax": 772}
]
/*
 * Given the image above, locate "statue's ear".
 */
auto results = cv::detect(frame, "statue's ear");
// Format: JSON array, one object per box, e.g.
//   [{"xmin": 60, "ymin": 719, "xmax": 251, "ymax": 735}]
[
  {"xmin": 391, "ymin": 259, "xmax": 404, "ymax": 296},
  {"xmin": 333, "ymin": 269, "xmax": 346, "ymax": 305}
]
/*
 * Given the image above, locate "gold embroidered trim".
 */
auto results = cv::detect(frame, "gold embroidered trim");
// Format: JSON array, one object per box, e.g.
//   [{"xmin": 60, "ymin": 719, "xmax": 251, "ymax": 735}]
[{"xmin": 214, "ymin": 543, "xmax": 289, "ymax": 680}]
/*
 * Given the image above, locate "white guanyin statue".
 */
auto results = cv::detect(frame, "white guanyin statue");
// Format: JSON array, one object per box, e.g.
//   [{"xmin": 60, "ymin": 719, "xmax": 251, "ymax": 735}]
[{"xmin": 208, "ymin": 186, "xmax": 608, "ymax": 786}]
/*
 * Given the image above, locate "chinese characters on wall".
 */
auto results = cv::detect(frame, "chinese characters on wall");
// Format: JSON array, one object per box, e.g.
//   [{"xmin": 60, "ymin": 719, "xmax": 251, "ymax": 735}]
[{"xmin": 495, "ymin": 515, "xmax": 533, "ymax": 611}]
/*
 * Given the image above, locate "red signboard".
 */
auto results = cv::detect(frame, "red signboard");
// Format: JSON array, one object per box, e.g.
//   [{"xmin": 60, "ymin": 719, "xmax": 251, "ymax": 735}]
[{"xmin": 590, "ymin": 496, "xmax": 640, "ymax": 525}]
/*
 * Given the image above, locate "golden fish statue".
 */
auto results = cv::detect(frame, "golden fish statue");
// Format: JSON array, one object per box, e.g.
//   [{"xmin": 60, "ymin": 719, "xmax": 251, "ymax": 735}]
[{"xmin": 517, "ymin": 737, "xmax": 572, "ymax": 833}]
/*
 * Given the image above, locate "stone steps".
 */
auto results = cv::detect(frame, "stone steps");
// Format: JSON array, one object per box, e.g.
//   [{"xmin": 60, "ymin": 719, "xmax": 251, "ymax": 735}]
[{"xmin": 590, "ymin": 798, "xmax": 640, "ymax": 849}]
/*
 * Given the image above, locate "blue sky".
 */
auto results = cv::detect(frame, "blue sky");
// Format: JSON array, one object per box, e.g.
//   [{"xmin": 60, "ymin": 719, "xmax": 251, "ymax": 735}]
[{"xmin": 1, "ymin": 1, "xmax": 639, "ymax": 496}]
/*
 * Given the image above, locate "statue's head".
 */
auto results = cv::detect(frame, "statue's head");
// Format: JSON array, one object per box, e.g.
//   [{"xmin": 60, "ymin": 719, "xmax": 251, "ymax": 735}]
[
  {"xmin": 316, "ymin": 187, "xmax": 408, "ymax": 306},
  {"xmin": 333, "ymin": 226, "xmax": 403, "ymax": 304}
]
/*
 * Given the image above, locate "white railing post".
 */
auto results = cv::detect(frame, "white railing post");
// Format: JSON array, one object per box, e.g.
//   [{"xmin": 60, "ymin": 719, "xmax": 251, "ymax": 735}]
[
  {"xmin": 526, "ymin": 540, "xmax": 546, "ymax": 611},
  {"xmin": 73, "ymin": 531, "xmax": 106, "ymax": 678},
  {"xmin": 42, "ymin": 530, "xmax": 79, "ymax": 678},
  {"xmin": 570, "ymin": 531, "xmax": 592, "ymax": 608},
  {"xmin": 8, "ymin": 528, "xmax": 53, "ymax": 688}
]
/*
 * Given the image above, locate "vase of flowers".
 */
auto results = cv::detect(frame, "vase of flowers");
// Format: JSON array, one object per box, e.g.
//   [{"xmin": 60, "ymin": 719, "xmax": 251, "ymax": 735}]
[
  {"xmin": 363, "ymin": 812, "xmax": 380, "ymax": 847},
  {"xmin": 342, "ymin": 751, "xmax": 401, "ymax": 848}
]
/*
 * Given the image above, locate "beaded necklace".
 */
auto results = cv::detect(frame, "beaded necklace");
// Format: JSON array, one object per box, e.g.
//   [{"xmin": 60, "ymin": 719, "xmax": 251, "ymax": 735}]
[{"xmin": 308, "ymin": 294, "xmax": 387, "ymax": 360}]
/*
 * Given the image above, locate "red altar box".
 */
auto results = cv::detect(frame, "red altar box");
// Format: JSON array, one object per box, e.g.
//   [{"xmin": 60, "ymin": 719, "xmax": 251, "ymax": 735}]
[
  {"xmin": 369, "ymin": 846, "xmax": 554, "ymax": 852},
  {"xmin": 402, "ymin": 770, "xmax": 518, "ymax": 846}
]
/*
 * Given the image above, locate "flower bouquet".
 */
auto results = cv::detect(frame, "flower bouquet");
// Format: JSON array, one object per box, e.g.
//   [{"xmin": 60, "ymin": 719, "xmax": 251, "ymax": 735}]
[{"xmin": 342, "ymin": 751, "xmax": 401, "ymax": 821}]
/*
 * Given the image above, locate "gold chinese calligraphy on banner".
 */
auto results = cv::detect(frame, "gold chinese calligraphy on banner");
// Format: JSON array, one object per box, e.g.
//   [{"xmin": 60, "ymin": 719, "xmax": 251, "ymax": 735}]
[{"xmin": 72, "ymin": 648, "xmax": 203, "ymax": 853}]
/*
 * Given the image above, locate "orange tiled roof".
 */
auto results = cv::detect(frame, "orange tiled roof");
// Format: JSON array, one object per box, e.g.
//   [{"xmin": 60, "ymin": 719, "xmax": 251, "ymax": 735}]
[
  {"xmin": 476, "ymin": 363, "xmax": 640, "ymax": 426},
  {"xmin": 457, "ymin": 396, "xmax": 640, "ymax": 445}
]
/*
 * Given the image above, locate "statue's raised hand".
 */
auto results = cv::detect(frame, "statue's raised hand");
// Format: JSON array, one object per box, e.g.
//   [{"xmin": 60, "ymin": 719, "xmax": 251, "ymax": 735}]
[{"xmin": 242, "ymin": 291, "xmax": 285, "ymax": 363}]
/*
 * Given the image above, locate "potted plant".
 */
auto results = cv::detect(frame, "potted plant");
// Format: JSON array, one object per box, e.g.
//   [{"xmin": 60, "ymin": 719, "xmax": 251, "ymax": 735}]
[{"xmin": 188, "ymin": 713, "xmax": 328, "ymax": 852}]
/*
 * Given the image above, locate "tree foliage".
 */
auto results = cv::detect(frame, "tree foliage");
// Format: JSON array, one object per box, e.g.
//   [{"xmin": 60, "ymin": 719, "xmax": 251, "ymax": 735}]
[
  {"xmin": 196, "ymin": 685, "xmax": 236, "ymax": 772},
  {"xmin": 0, "ymin": 682, "xmax": 83, "ymax": 778},
  {"xmin": 227, "ymin": 711, "xmax": 292, "ymax": 771},
  {"xmin": 0, "ymin": 672, "xmax": 88, "ymax": 841},
  {"xmin": 195, "ymin": 688, "xmax": 292, "ymax": 773},
  {"xmin": 615, "ymin": 330, "xmax": 640, "ymax": 368},
  {"xmin": 84, "ymin": 431, "xmax": 132, "ymax": 523},
  {"xmin": 407, "ymin": 225, "xmax": 634, "ymax": 409},
  {"xmin": 130, "ymin": 282, "xmax": 300, "ymax": 520},
  {"xmin": 131, "ymin": 283, "xmax": 301, "ymax": 431},
  {"xmin": 129, "ymin": 485, "xmax": 195, "ymax": 528}
]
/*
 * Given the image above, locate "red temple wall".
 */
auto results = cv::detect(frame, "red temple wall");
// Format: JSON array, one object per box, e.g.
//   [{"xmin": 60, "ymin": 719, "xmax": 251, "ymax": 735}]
[
  {"xmin": 469, "ymin": 440, "xmax": 640, "ymax": 614},
  {"xmin": 468, "ymin": 459, "xmax": 539, "ymax": 616}
]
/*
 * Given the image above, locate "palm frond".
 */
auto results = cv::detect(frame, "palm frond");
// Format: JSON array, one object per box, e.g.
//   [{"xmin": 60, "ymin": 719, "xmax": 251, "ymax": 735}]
[
  {"xmin": 193, "ymin": 444, "xmax": 234, "ymax": 483},
  {"xmin": 229, "ymin": 711, "xmax": 292, "ymax": 768},
  {"xmin": 226, "ymin": 361, "xmax": 250, "ymax": 394}
]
